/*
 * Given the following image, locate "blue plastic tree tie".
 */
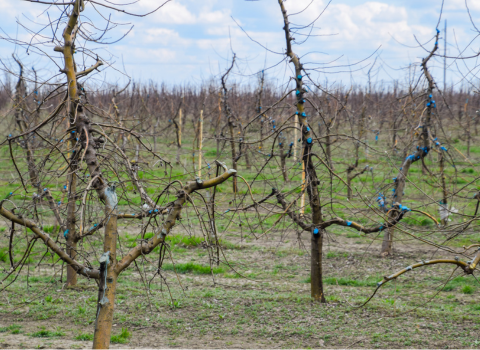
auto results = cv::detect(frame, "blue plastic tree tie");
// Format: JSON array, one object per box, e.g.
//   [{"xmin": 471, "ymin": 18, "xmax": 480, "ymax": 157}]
[
  {"xmin": 296, "ymin": 90, "xmax": 300, "ymax": 95},
  {"xmin": 297, "ymin": 75, "xmax": 302, "ymax": 80},
  {"xmin": 346, "ymin": 221, "xmax": 352, "ymax": 226},
  {"xmin": 307, "ymin": 138, "xmax": 312, "ymax": 144},
  {"xmin": 301, "ymin": 112, "xmax": 306, "ymax": 117},
  {"xmin": 306, "ymin": 127, "xmax": 310, "ymax": 131},
  {"xmin": 64, "ymin": 230, "xmax": 69, "ymax": 239},
  {"xmin": 224, "ymin": 209, "xmax": 230, "ymax": 214},
  {"xmin": 313, "ymin": 228, "xmax": 319, "ymax": 234}
]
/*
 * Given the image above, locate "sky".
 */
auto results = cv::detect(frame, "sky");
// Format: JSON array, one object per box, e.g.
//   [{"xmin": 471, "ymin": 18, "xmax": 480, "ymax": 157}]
[{"xmin": 0, "ymin": 0, "xmax": 480, "ymax": 89}]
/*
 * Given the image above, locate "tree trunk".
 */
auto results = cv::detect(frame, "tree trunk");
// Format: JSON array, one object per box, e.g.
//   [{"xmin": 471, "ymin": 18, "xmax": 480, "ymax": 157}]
[
  {"xmin": 325, "ymin": 134, "xmax": 333, "ymax": 170},
  {"xmin": 347, "ymin": 174, "xmax": 352, "ymax": 200},
  {"xmin": 66, "ymin": 239, "xmax": 78, "ymax": 286},
  {"xmin": 440, "ymin": 150, "xmax": 448, "ymax": 226},
  {"xmin": 381, "ymin": 227, "xmax": 394, "ymax": 257},
  {"xmin": 93, "ymin": 195, "xmax": 118, "ymax": 349},
  {"xmin": 66, "ymin": 153, "xmax": 78, "ymax": 286},
  {"xmin": 311, "ymin": 230, "xmax": 325, "ymax": 301},
  {"xmin": 279, "ymin": 143, "xmax": 287, "ymax": 181},
  {"xmin": 245, "ymin": 144, "xmax": 251, "ymax": 169}
]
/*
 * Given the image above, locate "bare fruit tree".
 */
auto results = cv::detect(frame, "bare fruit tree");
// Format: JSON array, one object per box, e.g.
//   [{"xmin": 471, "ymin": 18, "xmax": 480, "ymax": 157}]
[{"xmin": 0, "ymin": 1, "xmax": 237, "ymax": 348}]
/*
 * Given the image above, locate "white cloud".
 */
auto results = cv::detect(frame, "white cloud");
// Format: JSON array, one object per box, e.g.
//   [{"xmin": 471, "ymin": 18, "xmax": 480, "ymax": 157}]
[
  {"xmin": 0, "ymin": 0, "xmax": 479, "ymax": 84},
  {"xmin": 446, "ymin": 0, "xmax": 480, "ymax": 11},
  {"xmin": 285, "ymin": 1, "xmax": 431, "ymax": 49},
  {"xmin": 141, "ymin": 1, "xmax": 196, "ymax": 24},
  {"xmin": 144, "ymin": 28, "xmax": 190, "ymax": 47}
]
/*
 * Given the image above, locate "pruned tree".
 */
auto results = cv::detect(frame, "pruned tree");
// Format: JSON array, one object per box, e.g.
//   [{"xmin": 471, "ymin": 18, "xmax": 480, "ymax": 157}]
[{"xmin": 0, "ymin": 1, "xmax": 238, "ymax": 349}]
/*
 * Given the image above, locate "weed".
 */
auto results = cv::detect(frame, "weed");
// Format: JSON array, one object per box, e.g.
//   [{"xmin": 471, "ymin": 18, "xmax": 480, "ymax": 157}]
[
  {"xmin": 111, "ymin": 327, "xmax": 131, "ymax": 344},
  {"xmin": 326, "ymin": 251, "xmax": 348, "ymax": 259},
  {"xmin": 0, "ymin": 324, "xmax": 21, "ymax": 333},
  {"xmin": 162, "ymin": 262, "xmax": 225, "ymax": 275},
  {"xmin": 31, "ymin": 327, "xmax": 64, "ymax": 338},
  {"xmin": 75, "ymin": 333, "xmax": 94, "ymax": 341}
]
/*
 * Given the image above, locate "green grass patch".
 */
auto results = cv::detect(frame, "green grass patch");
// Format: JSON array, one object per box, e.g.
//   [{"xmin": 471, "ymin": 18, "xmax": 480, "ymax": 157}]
[
  {"xmin": 111, "ymin": 327, "xmax": 131, "ymax": 344},
  {"xmin": 31, "ymin": 327, "xmax": 64, "ymax": 338},
  {"xmin": 162, "ymin": 262, "xmax": 226, "ymax": 275},
  {"xmin": 0, "ymin": 324, "xmax": 21, "ymax": 333},
  {"xmin": 75, "ymin": 333, "xmax": 94, "ymax": 341}
]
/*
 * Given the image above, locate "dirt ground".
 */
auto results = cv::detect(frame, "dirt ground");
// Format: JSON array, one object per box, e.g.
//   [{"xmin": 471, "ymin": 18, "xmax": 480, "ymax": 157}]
[{"xmin": 1, "ymin": 228, "xmax": 479, "ymax": 349}]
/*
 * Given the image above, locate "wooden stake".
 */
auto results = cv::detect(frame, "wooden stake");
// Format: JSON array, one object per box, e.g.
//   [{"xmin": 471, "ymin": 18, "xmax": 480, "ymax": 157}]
[
  {"xmin": 294, "ymin": 114, "xmax": 298, "ymax": 162},
  {"xmin": 178, "ymin": 105, "xmax": 182, "ymax": 146},
  {"xmin": 198, "ymin": 109, "xmax": 203, "ymax": 178}
]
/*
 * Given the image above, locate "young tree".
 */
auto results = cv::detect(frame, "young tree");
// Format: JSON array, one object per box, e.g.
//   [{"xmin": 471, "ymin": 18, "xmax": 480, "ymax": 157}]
[{"xmin": 0, "ymin": 1, "xmax": 236, "ymax": 348}]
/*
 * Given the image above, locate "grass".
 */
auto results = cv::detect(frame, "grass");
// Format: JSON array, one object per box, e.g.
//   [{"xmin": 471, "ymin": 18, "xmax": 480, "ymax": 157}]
[
  {"xmin": 1, "ymin": 230, "xmax": 479, "ymax": 348},
  {"xmin": 75, "ymin": 333, "xmax": 94, "ymax": 341},
  {"xmin": 0, "ymin": 129, "xmax": 480, "ymax": 348},
  {"xmin": 162, "ymin": 262, "xmax": 226, "ymax": 275},
  {"xmin": 110, "ymin": 327, "xmax": 131, "ymax": 344},
  {"xmin": 31, "ymin": 327, "xmax": 64, "ymax": 338},
  {"xmin": 0, "ymin": 324, "xmax": 21, "ymax": 333}
]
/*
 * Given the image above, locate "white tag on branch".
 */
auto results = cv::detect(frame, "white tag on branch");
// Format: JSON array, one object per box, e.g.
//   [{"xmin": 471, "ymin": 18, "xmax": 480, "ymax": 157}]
[
  {"xmin": 439, "ymin": 204, "xmax": 458, "ymax": 221},
  {"xmin": 142, "ymin": 203, "xmax": 151, "ymax": 211}
]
